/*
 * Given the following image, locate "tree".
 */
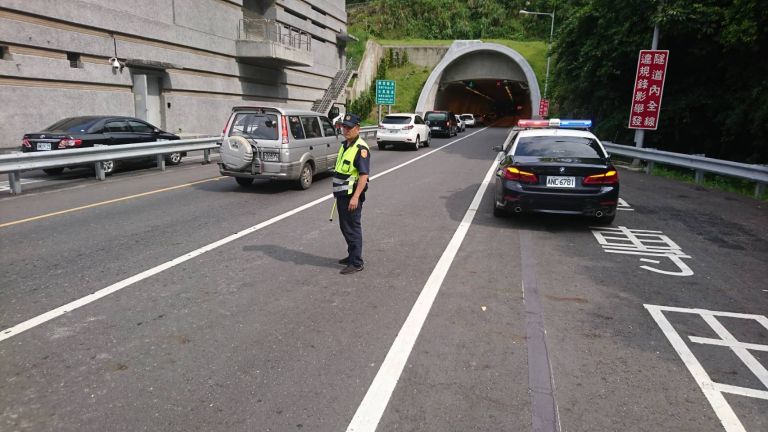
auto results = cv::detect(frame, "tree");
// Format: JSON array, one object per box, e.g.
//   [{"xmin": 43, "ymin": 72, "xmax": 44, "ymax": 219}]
[{"xmin": 551, "ymin": 0, "xmax": 768, "ymax": 162}]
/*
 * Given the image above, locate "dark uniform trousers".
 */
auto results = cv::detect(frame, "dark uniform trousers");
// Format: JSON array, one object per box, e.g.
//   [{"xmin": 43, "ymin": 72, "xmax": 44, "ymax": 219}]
[{"xmin": 337, "ymin": 195, "xmax": 363, "ymax": 267}]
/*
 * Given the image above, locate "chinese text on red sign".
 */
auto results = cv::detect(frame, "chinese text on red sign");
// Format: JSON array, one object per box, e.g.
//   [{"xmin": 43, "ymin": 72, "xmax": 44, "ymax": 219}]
[{"xmin": 628, "ymin": 50, "xmax": 669, "ymax": 130}]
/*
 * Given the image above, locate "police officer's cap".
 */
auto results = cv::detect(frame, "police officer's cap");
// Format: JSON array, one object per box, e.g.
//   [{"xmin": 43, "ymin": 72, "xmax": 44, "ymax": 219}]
[{"xmin": 341, "ymin": 113, "xmax": 361, "ymax": 128}]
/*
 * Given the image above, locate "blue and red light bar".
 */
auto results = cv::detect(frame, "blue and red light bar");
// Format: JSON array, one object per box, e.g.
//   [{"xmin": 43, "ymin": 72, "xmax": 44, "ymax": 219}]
[{"xmin": 517, "ymin": 119, "xmax": 592, "ymax": 129}]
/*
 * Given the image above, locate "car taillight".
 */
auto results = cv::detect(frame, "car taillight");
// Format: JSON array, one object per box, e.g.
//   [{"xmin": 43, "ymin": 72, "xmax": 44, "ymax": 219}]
[
  {"xmin": 22, "ymin": 138, "xmax": 32, "ymax": 148},
  {"xmin": 403, "ymin": 125, "xmax": 414, "ymax": 130},
  {"xmin": 281, "ymin": 116, "xmax": 289, "ymax": 145},
  {"xmin": 378, "ymin": 124, "xmax": 385, "ymax": 129},
  {"xmin": 583, "ymin": 170, "xmax": 619, "ymax": 185},
  {"xmin": 58, "ymin": 138, "xmax": 82, "ymax": 148},
  {"xmin": 503, "ymin": 167, "xmax": 538, "ymax": 184}
]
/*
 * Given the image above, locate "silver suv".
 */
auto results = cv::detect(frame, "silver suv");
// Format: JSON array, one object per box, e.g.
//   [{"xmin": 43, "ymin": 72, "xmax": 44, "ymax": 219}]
[{"xmin": 218, "ymin": 106, "xmax": 342, "ymax": 189}]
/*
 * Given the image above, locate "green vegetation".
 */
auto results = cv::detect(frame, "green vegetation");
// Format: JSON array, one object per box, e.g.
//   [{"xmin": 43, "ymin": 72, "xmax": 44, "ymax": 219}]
[
  {"xmin": 649, "ymin": 165, "xmax": 767, "ymax": 201},
  {"xmin": 385, "ymin": 62, "xmax": 432, "ymax": 114},
  {"xmin": 347, "ymin": 0, "xmax": 768, "ymax": 169},
  {"xmin": 551, "ymin": 0, "xmax": 767, "ymax": 164}
]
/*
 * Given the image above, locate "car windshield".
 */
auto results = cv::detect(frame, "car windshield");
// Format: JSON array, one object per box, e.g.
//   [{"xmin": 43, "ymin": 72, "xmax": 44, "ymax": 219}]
[
  {"xmin": 514, "ymin": 136, "xmax": 606, "ymax": 158},
  {"xmin": 229, "ymin": 113, "xmax": 278, "ymax": 140},
  {"xmin": 425, "ymin": 112, "xmax": 447, "ymax": 121},
  {"xmin": 382, "ymin": 116, "xmax": 412, "ymax": 125},
  {"xmin": 461, "ymin": 115, "xmax": 473, "ymax": 120},
  {"xmin": 44, "ymin": 117, "xmax": 101, "ymax": 133}
]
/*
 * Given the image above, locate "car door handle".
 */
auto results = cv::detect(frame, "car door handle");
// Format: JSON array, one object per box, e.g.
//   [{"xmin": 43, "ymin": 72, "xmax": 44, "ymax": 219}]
[{"xmin": 310, "ymin": 146, "xmax": 314, "ymax": 150}]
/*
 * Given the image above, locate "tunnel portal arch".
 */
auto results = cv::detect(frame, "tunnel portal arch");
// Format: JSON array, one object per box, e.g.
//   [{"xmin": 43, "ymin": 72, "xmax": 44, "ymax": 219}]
[{"xmin": 416, "ymin": 41, "xmax": 542, "ymax": 119}]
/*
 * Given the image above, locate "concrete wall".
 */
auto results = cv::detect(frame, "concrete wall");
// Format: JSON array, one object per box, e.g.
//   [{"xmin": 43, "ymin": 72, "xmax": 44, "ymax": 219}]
[
  {"xmin": 349, "ymin": 40, "xmax": 384, "ymax": 100},
  {"xmin": 383, "ymin": 46, "xmax": 449, "ymax": 69},
  {"xmin": 0, "ymin": 0, "xmax": 347, "ymax": 148}
]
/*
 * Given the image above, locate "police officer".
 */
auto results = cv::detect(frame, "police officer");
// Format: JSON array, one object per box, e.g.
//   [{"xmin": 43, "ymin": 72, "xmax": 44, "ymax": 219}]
[{"xmin": 333, "ymin": 114, "xmax": 370, "ymax": 275}]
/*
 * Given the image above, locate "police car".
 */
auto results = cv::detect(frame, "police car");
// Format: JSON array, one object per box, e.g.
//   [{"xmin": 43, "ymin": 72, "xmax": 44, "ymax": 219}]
[{"xmin": 492, "ymin": 119, "xmax": 619, "ymax": 224}]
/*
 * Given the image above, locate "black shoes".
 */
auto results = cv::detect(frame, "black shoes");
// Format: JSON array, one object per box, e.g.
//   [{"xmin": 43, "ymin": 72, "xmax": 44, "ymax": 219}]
[
  {"xmin": 339, "ymin": 265, "xmax": 364, "ymax": 275},
  {"xmin": 338, "ymin": 257, "xmax": 350, "ymax": 265}
]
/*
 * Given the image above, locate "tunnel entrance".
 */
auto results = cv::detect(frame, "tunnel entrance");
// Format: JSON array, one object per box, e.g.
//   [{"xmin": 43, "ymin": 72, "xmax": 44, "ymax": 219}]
[{"xmin": 416, "ymin": 41, "xmax": 541, "ymax": 126}]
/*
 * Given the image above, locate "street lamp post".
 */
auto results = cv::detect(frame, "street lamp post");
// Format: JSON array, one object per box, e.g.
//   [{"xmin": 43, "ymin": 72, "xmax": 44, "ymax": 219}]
[{"xmin": 520, "ymin": 9, "xmax": 555, "ymax": 99}]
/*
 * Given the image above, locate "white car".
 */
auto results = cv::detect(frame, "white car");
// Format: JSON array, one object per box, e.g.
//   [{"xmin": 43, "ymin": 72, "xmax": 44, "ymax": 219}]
[
  {"xmin": 377, "ymin": 114, "xmax": 431, "ymax": 151},
  {"xmin": 455, "ymin": 114, "xmax": 466, "ymax": 132},
  {"xmin": 461, "ymin": 113, "xmax": 476, "ymax": 127}
]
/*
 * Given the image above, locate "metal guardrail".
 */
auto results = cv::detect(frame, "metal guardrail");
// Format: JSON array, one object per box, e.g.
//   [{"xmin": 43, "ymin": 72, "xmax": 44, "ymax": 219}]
[
  {"xmin": 238, "ymin": 18, "xmax": 311, "ymax": 51},
  {"xmin": 603, "ymin": 142, "xmax": 768, "ymax": 198},
  {"xmin": 359, "ymin": 126, "xmax": 378, "ymax": 138},
  {"xmin": 0, "ymin": 138, "xmax": 219, "ymax": 194}
]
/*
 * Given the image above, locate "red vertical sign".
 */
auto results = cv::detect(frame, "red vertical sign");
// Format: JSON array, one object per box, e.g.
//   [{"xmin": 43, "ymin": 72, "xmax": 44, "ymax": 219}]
[
  {"xmin": 538, "ymin": 99, "xmax": 549, "ymax": 117},
  {"xmin": 628, "ymin": 50, "xmax": 669, "ymax": 130}
]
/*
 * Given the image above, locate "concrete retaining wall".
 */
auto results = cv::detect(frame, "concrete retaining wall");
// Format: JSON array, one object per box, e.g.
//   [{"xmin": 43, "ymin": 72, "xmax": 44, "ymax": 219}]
[{"xmin": 0, "ymin": 0, "xmax": 347, "ymax": 149}]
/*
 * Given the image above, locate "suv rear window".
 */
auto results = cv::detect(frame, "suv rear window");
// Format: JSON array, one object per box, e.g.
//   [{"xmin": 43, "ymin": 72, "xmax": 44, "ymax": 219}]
[
  {"xmin": 514, "ymin": 136, "xmax": 606, "ymax": 158},
  {"xmin": 382, "ymin": 116, "xmax": 412, "ymax": 124},
  {"xmin": 425, "ymin": 112, "xmax": 447, "ymax": 121},
  {"xmin": 229, "ymin": 113, "xmax": 278, "ymax": 140},
  {"xmin": 461, "ymin": 115, "xmax": 474, "ymax": 120}
]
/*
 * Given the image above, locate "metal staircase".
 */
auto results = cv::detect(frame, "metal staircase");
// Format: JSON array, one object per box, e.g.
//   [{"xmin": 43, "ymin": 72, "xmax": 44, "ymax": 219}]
[{"xmin": 311, "ymin": 60, "xmax": 357, "ymax": 114}]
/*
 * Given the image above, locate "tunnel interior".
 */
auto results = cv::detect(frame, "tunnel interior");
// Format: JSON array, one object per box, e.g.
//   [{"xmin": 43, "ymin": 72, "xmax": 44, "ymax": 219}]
[
  {"xmin": 436, "ymin": 79, "xmax": 532, "ymax": 120},
  {"xmin": 424, "ymin": 49, "xmax": 535, "ymax": 124}
]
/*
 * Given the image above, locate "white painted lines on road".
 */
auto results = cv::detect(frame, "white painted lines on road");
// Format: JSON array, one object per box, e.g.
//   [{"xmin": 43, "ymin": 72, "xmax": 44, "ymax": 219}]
[
  {"xmin": 645, "ymin": 305, "xmax": 768, "ymax": 432},
  {"xmin": 0, "ymin": 178, "xmax": 47, "ymax": 192},
  {"xmin": 0, "ymin": 177, "xmax": 226, "ymax": 229},
  {"xmin": 591, "ymin": 226, "xmax": 694, "ymax": 276},
  {"xmin": 0, "ymin": 127, "xmax": 490, "ymax": 343},
  {"xmin": 346, "ymin": 153, "xmax": 500, "ymax": 432},
  {"xmin": 617, "ymin": 197, "xmax": 634, "ymax": 211}
]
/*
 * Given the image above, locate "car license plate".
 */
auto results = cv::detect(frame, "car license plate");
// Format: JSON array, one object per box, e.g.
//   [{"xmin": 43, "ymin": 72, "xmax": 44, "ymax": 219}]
[
  {"xmin": 262, "ymin": 152, "xmax": 279, "ymax": 162},
  {"xmin": 37, "ymin": 142, "xmax": 52, "ymax": 151},
  {"xmin": 388, "ymin": 129, "xmax": 399, "ymax": 133},
  {"xmin": 431, "ymin": 127, "xmax": 440, "ymax": 130},
  {"xmin": 546, "ymin": 176, "xmax": 576, "ymax": 188}
]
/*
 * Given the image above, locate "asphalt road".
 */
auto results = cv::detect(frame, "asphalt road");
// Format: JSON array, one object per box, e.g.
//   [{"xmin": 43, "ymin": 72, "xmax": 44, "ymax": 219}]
[{"xmin": 1, "ymin": 126, "xmax": 766, "ymax": 432}]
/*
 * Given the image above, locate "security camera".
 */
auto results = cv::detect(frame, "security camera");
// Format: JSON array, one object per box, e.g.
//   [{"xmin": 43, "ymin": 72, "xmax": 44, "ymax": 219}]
[{"xmin": 109, "ymin": 57, "xmax": 121, "ymax": 68}]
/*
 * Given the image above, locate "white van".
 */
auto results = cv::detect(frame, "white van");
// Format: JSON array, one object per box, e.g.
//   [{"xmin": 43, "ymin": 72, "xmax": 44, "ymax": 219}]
[{"xmin": 219, "ymin": 106, "xmax": 342, "ymax": 189}]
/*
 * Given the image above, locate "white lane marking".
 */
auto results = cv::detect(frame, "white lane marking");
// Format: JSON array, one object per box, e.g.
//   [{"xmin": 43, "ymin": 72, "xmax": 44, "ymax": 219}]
[
  {"xmin": 346, "ymin": 154, "xmax": 500, "ymax": 432},
  {"xmin": 0, "ymin": 178, "xmax": 47, "ymax": 192},
  {"xmin": 645, "ymin": 304, "xmax": 768, "ymax": 432},
  {"xmin": 0, "ymin": 127, "xmax": 490, "ymax": 343},
  {"xmin": 617, "ymin": 197, "xmax": 634, "ymax": 211}
]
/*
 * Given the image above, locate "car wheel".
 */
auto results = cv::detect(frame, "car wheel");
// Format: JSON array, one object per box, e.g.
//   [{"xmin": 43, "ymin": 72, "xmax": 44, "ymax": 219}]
[
  {"xmin": 235, "ymin": 177, "xmax": 254, "ymax": 187},
  {"xmin": 413, "ymin": 135, "xmax": 420, "ymax": 151},
  {"xmin": 493, "ymin": 205, "xmax": 506, "ymax": 217},
  {"xmin": 378, "ymin": 143, "xmax": 385, "ymax": 150},
  {"xmin": 101, "ymin": 160, "xmax": 118, "ymax": 176},
  {"xmin": 165, "ymin": 152, "xmax": 182, "ymax": 165},
  {"xmin": 297, "ymin": 162, "xmax": 313, "ymax": 190},
  {"xmin": 423, "ymin": 134, "xmax": 430, "ymax": 147},
  {"xmin": 43, "ymin": 168, "xmax": 64, "ymax": 175}
]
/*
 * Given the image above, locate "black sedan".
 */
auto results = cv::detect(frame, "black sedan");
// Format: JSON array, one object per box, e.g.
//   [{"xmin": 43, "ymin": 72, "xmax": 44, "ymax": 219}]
[
  {"xmin": 22, "ymin": 116, "xmax": 182, "ymax": 175},
  {"xmin": 492, "ymin": 126, "xmax": 619, "ymax": 224}
]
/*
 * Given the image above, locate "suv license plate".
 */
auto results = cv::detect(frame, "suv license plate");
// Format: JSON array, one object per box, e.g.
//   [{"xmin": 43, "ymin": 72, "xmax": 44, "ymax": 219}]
[
  {"xmin": 37, "ymin": 143, "xmax": 52, "ymax": 151},
  {"xmin": 262, "ymin": 153, "xmax": 279, "ymax": 162},
  {"xmin": 546, "ymin": 176, "xmax": 576, "ymax": 188}
]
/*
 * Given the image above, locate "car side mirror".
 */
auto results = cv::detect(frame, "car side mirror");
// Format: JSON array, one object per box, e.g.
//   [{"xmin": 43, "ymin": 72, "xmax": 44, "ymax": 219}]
[
  {"xmin": 492, "ymin": 145, "xmax": 503, "ymax": 152},
  {"xmin": 154, "ymin": 129, "xmax": 160, "ymax": 133}
]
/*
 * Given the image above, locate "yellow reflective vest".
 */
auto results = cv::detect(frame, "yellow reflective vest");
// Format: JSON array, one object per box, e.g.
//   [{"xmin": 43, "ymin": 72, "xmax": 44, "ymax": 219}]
[{"xmin": 332, "ymin": 136, "xmax": 369, "ymax": 197}]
